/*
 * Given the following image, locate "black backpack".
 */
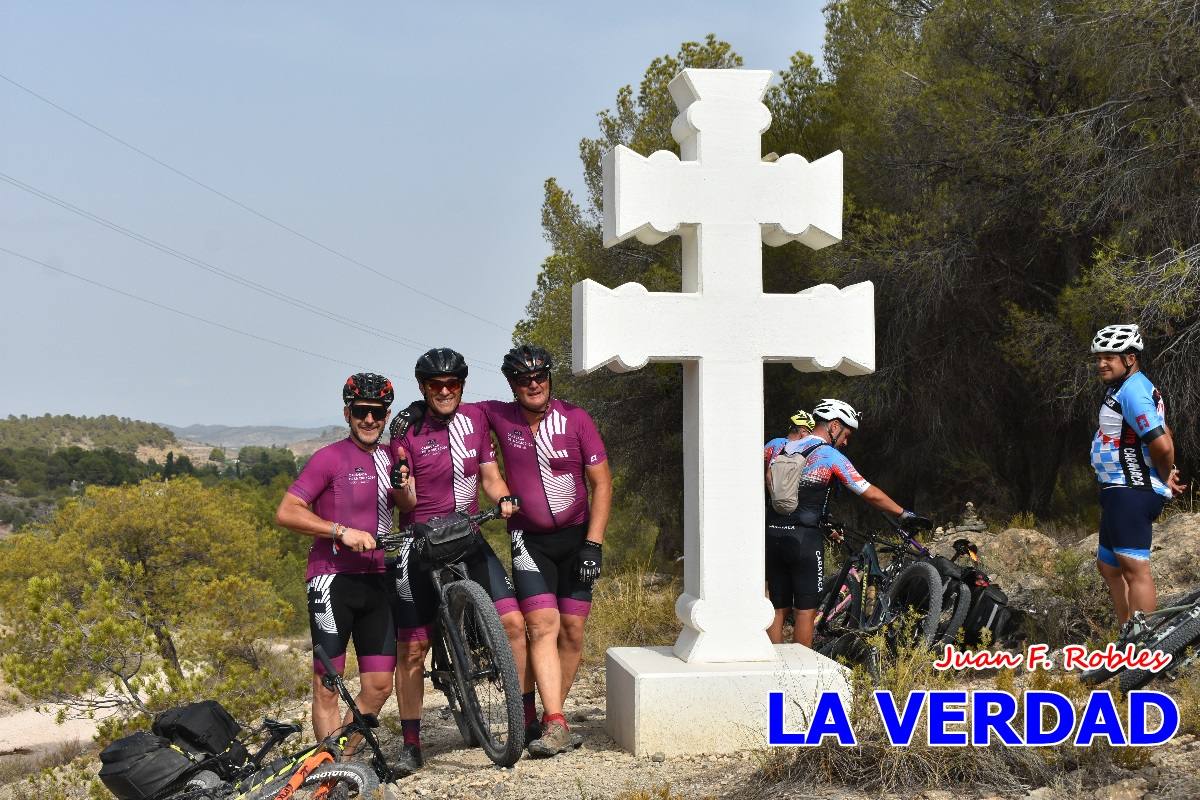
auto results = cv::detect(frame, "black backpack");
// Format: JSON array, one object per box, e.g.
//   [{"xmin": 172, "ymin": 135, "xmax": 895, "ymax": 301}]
[
  {"xmin": 98, "ymin": 731, "xmax": 195, "ymax": 800},
  {"xmin": 962, "ymin": 584, "xmax": 1015, "ymax": 646}
]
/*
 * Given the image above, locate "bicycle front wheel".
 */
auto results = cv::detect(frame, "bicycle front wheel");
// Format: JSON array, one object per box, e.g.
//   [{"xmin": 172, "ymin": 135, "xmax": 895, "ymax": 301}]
[
  {"xmin": 883, "ymin": 561, "xmax": 943, "ymax": 650},
  {"xmin": 443, "ymin": 579, "xmax": 524, "ymax": 767},
  {"xmin": 1118, "ymin": 606, "xmax": 1200, "ymax": 692}
]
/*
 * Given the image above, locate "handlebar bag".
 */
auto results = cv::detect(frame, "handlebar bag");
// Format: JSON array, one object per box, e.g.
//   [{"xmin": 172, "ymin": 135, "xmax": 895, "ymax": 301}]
[
  {"xmin": 413, "ymin": 513, "xmax": 482, "ymax": 570},
  {"xmin": 99, "ymin": 731, "xmax": 195, "ymax": 800}
]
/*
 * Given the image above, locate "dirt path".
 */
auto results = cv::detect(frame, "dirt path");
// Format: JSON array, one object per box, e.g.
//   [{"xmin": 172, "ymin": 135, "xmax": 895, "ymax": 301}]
[{"xmin": 0, "ymin": 707, "xmax": 99, "ymax": 753}]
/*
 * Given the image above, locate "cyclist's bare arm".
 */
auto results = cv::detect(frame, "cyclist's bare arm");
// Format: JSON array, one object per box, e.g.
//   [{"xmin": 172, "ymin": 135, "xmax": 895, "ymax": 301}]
[
  {"xmin": 479, "ymin": 461, "xmax": 516, "ymax": 518},
  {"xmin": 858, "ymin": 485, "xmax": 904, "ymax": 517},
  {"xmin": 1147, "ymin": 431, "xmax": 1187, "ymax": 495},
  {"xmin": 275, "ymin": 492, "xmax": 377, "ymax": 550},
  {"xmin": 585, "ymin": 460, "xmax": 613, "ymax": 545}
]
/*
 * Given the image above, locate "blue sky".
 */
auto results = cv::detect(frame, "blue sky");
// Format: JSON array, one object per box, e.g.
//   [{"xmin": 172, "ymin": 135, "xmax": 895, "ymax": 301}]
[{"xmin": 1, "ymin": 1, "xmax": 826, "ymax": 427}]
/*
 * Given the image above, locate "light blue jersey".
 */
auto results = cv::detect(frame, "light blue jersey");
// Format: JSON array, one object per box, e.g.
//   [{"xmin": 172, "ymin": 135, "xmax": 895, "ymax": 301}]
[{"xmin": 1091, "ymin": 371, "xmax": 1169, "ymax": 498}]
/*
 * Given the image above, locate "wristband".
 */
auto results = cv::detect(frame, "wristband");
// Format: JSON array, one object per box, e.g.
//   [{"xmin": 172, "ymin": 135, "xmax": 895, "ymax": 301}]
[{"xmin": 331, "ymin": 522, "xmax": 340, "ymax": 540}]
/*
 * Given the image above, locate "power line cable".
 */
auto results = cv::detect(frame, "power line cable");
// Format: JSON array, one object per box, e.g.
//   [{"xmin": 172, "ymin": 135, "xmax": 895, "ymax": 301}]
[
  {"xmin": 0, "ymin": 171, "xmax": 509, "ymax": 387},
  {"xmin": 0, "ymin": 245, "xmax": 362, "ymax": 370},
  {"xmin": 0, "ymin": 245, "xmax": 492, "ymax": 401},
  {"xmin": 0, "ymin": 71, "xmax": 511, "ymax": 332}
]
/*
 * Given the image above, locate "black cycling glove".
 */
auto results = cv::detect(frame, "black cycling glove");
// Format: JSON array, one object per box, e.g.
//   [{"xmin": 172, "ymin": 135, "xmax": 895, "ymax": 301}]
[
  {"xmin": 899, "ymin": 509, "xmax": 933, "ymax": 530},
  {"xmin": 390, "ymin": 457, "xmax": 409, "ymax": 489},
  {"xmin": 577, "ymin": 540, "xmax": 603, "ymax": 584},
  {"xmin": 389, "ymin": 400, "xmax": 428, "ymax": 439}
]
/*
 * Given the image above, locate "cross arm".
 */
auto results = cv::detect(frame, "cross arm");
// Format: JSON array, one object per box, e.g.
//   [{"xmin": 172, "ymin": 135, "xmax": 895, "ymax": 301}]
[{"xmin": 571, "ymin": 279, "xmax": 874, "ymax": 375}]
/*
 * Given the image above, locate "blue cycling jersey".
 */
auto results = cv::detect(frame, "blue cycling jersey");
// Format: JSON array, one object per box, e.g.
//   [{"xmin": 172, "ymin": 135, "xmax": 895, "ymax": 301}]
[
  {"xmin": 1091, "ymin": 371, "xmax": 1170, "ymax": 498},
  {"xmin": 764, "ymin": 437, "xmax": 789, "ymax": 461}
]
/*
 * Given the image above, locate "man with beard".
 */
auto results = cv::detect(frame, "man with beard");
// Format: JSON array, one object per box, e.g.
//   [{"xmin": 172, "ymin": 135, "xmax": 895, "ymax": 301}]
[
  {"xmin": 386, "ymin": 348, "xmax": 520, "ymax": 772},
  {"xmin": 275, "ymin": 373, "xmax": 399, "ymax": 743},
  {"xmin": 1089, "ymin": 324, "xmax": 1186, "ymax": 628},
  {"xmin": 477, "ymin": 345, "xmax": 612, "ymax": 758}
]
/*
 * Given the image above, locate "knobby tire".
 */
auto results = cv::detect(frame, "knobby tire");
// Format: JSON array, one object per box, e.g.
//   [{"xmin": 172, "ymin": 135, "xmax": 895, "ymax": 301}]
[
  {"xmin": 883, "ymin": 561, "xmax": 943, "ymax": 650},
  {"xmin": 936, "ymin": 578, "xmax": 971, "ymax": 644},
  {"xmin": 444, "ymin": 579, "xmax": 524, "ymax": 767},
  {"xmin": 1118, "ymin": 609, "xmax": 1200, "ymax": 692}
]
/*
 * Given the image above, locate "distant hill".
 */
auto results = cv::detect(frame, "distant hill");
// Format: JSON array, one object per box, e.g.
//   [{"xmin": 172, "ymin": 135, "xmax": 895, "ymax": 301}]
[
  {"xmin": 0, "ymin": 414, "xmax": 176, "ymax": 453},
  {"xmin": 167, "ymin": 424, "xmax": 343, "ymax": 450}
]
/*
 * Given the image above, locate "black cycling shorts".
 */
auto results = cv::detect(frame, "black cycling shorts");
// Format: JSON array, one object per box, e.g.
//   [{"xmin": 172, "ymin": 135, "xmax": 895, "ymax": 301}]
[
  {"xmin": 306, "ymin": 572, "xmax": 396, "ymax": 675},
  {"xmin": 1097, "ymin": 485, "xmax": 1165, "ymax": 567},
  {"xmin": 391, "ymin": 536, "xmax": 518, "ymax": 643},
  {"xmin": 510, "ymin": 523, "xmax": 593, "ymax": 617},
  {"xmin": 765, "ymin": 523, "xmax": 825, "ymax": 611}
]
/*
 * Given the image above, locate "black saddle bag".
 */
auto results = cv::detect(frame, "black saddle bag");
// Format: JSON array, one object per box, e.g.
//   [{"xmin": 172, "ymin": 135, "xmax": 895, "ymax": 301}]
[
  {"xmin": 413, "ymin": 513, "xmax": 482, "ymax": 570},
  {"xmin": 99, "ymin": 731, "xmax": 195, "ymax": 800}
]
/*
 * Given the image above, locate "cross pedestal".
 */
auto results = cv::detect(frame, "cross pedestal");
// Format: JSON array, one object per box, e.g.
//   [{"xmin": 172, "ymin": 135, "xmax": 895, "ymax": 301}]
[{"xmin": 571, "ymin": 68, "xmax": 874, "ymax": 753}]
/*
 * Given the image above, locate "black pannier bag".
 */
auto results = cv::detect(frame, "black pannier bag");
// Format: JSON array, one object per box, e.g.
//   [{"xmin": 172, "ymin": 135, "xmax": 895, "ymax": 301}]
[
  {"xmin": 153, "ymin": 700, "xmax": 247, "ymax": 778},
  {"xmin": 963, "ymin": 584, "xmax": 1015, "ymax": 646},
  {"xmin": 413, "ymin": 513, "xmax": 482, "ymax": 570},
  {"xmin": 99, "ymin": 731, "xmax": 194, "ymax": 800}
]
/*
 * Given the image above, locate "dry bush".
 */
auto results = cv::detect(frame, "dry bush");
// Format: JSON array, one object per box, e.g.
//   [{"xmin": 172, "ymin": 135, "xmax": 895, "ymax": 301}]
[
  {"xmin": 743, "ymin": 613, "xmax": 1148, "ymax": 797},
  {"xmin": 584, "ymin": 565, "xmax": 680, "ymax": 665},
  {"xmin": 0, "ymin": 740, "xmax": 86, "ymax": 787}
]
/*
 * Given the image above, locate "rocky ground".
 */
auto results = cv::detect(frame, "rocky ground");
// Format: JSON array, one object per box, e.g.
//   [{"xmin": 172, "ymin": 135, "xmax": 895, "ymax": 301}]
[{"xmin": 4, "ymin": 510, "xmax": 1200, "ymax": 799}]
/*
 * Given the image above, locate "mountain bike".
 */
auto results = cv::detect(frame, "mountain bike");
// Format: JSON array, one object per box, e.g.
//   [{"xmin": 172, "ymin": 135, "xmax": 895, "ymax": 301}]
[
  {"xmin": 159, "ymin": 645, "xmax": 400, "ymax": 799},
  {"xmin": 375, "ymin": 507, "xmax": 524, "ymax": 767},
  {"xmin": 814, "ymin": 518, "xmax": 944, "ymax": 669},
  {"xmin": 1079, "ymin": 587, "xmax": 1200, "ymax": 691}
]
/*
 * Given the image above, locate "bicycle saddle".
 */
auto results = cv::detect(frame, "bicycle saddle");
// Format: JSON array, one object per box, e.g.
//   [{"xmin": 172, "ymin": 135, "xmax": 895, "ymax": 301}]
[{"xmin": 263, "ymin": 718, "xmax": 302, "ymax": 737}]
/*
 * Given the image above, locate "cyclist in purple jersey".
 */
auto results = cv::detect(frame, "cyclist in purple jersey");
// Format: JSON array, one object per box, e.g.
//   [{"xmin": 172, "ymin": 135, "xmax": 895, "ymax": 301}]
[
  {"xmin": 477, "ymin": 345, "xmax": 612, "ymax": 758},
  {"xmin": 385, "ymin": 348, "xmax": 520, "ymax": 772},
  {"xmin": 1089, "ymin": 325, "xmax": 1186, "ymax": 628},
  {"xmin": 275, "ymin": 373, "xmax": 398, "ymax": 742},
  {"xmin": 766, "ymin": 399, "xmax": 931, "ymax": 646}
]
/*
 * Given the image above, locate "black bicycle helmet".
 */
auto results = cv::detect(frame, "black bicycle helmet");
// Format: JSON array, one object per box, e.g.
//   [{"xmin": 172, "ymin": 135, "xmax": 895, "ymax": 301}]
[
  {"xmin": 414, "ymin": 348, "xmax": 469, "ymax": 381},
  {"xmin": 343, "ymin": 372, "xmax": 394, "ymax": 406},
  {"xmin": 501, "ymin": 344, "xmax": 553, "ymax": 378}
]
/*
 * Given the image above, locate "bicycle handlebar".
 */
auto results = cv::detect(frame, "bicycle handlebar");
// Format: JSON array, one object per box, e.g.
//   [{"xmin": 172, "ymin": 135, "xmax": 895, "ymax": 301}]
[{"xmin": 374, "ymin": 505, "xmax": 506, "ymax": 551}]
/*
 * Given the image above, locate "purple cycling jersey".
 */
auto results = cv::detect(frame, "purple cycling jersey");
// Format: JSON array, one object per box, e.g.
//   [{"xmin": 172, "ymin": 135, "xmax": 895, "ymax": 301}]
[
  {"xmin": 389, "ymin": 402, "xmax": 496, "ymax": 524},
  {"xmin": 478, "ymin": 398, "xmax": 607, "ymax": 534},
  {"xmin": 287, "ymin": 437, "xmax": 394, "ymax": 579}
]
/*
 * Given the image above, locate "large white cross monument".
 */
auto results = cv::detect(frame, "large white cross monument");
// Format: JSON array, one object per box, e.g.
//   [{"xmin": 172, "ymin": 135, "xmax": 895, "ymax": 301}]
[{"xmin": 572, "ymin": 69, "xmax": 874, "ymax": 754}]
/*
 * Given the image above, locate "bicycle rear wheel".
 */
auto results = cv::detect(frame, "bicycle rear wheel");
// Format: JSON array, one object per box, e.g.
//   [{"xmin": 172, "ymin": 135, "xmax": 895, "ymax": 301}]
[
  {"xmin": 431, "ymin": 630, "xmax": 479, "ymax": 746},
  {"xmin": 936, "ymin": 578, "xmax": 971, "ymax": 644},
  {"xmin": 443, "ymin": 579, "xmax": 524, "ymax": 766},
  {"xmin": 883, "ymin": 561, "xmax": 942, "ymax": 650}
]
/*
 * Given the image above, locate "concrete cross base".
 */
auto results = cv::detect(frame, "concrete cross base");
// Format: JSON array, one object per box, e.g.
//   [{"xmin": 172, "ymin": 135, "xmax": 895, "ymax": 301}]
[{"xmin": 605, "ymin": 644, "xmax": 850, "ymax": 755}]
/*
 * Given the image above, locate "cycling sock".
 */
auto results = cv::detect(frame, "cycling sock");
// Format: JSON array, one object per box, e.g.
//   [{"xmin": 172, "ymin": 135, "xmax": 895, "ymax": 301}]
[
  {"xmin": 523, "ymin": 692, "xmax": 537, "ymax": 726},
  {"xmin": 542, "ymin": 712, "xmax": 568, "ymax": 730},
  {"xmin": 401, "ymin": 718, "xmax": 421, "ymax": 747}
]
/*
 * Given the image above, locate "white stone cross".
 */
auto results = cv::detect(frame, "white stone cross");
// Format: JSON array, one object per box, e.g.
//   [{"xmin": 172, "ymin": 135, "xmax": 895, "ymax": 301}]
[{"xmin": 572, "ymin": 68, "xmax": 875, "ymax": 663}]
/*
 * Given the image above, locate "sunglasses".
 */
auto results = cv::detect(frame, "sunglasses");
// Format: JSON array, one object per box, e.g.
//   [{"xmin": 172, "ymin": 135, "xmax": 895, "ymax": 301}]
[
  {"xmin": 349, "ymin": 405, "xmax": 388, "ymax": 421},
  {"xmin": 513, "ymin": 371, "xmax": 550, "ymax": 388},
  {"xmin": 424, "ymin": 377, "xmax": 463, "ymax": 393}
]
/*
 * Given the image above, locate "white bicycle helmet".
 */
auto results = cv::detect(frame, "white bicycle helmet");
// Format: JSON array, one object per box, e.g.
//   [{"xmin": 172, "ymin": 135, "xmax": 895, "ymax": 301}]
[
  {"xmin": 1090, "ymin": 324, "xmax": 1144, "ymax": 354},
  {"xmin": 812, "ymin": 398, "xmax": 861, "ymax": 430}
]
